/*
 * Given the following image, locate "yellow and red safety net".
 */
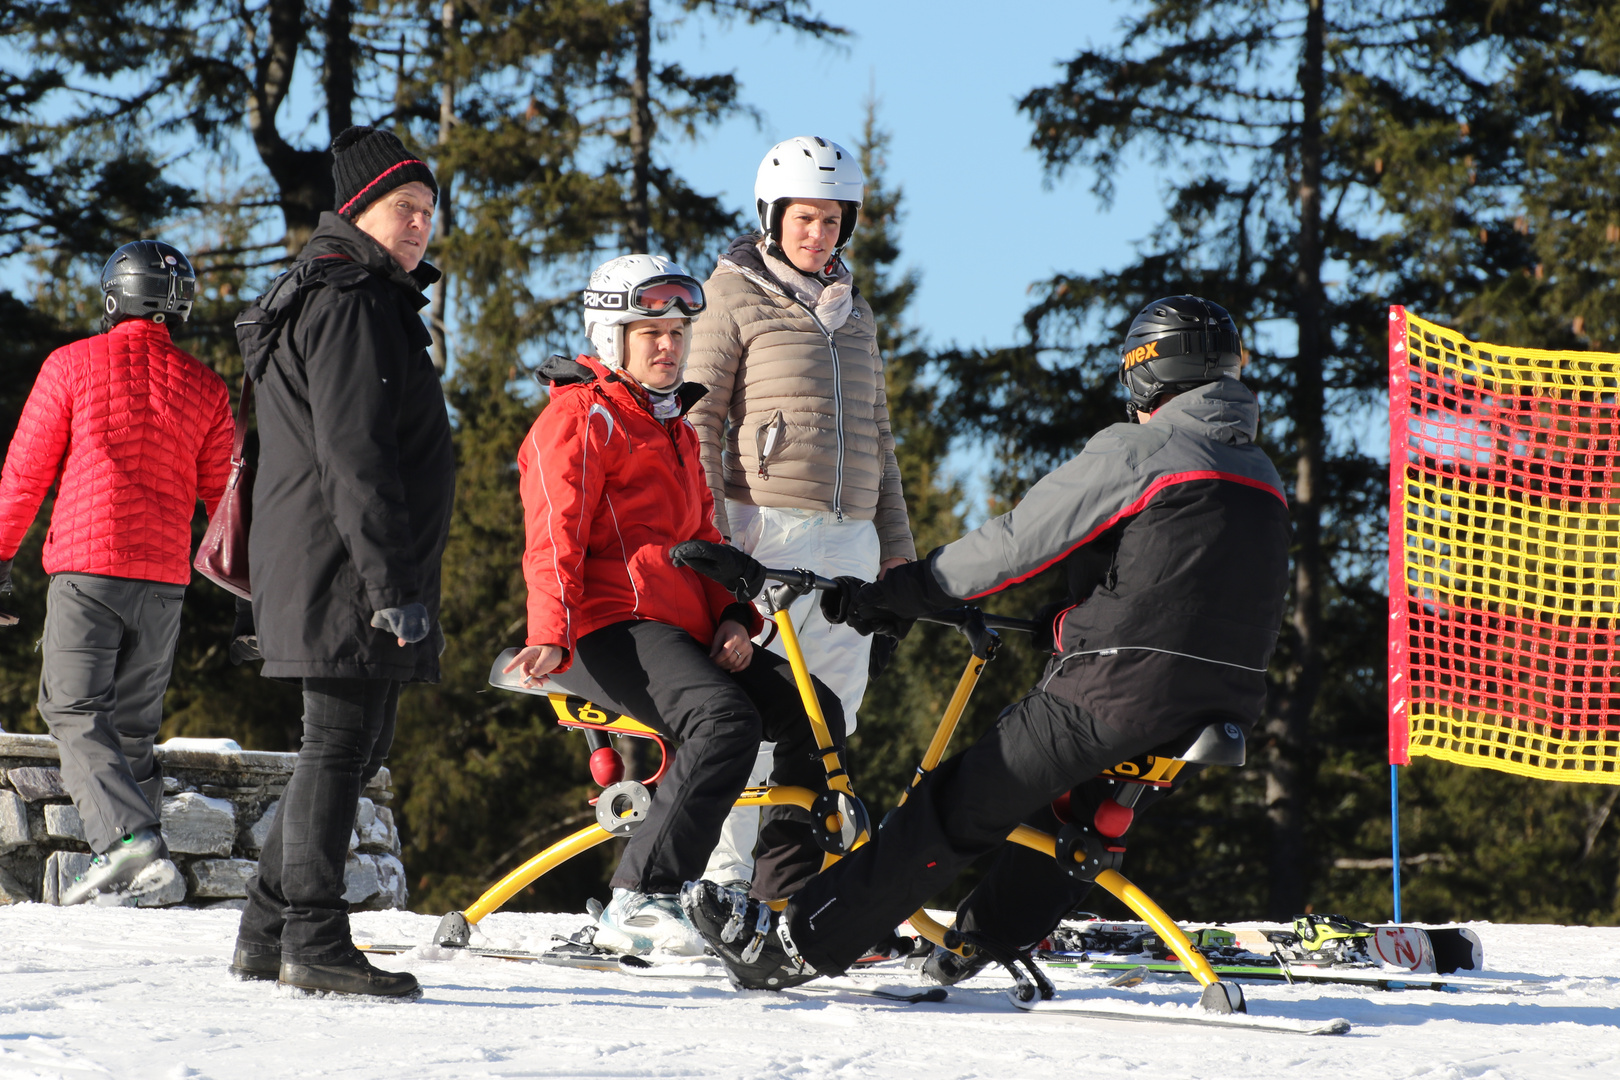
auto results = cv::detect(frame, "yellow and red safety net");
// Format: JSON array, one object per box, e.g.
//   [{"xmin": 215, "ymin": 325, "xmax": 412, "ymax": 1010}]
[{"xmin": 1389, "ymin": 306, "xmax": 1620, "ymax": 781}]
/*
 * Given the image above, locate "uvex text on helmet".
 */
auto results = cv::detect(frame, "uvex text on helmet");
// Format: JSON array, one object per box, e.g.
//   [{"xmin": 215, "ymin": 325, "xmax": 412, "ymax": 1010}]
[
  {"xmin": 581, "ymin": 253, "xmax": 704, "ymax": 370},
  {"xmin": 753, "ymin": 136, "xmax": 864, "ymax": 252},
  {"xmin": 101, "ymin": 241, "xmax": 197, "ymax": 330},
  {"xmin": 1118, "ymin": 295, "xmax": 1243, "ymax": 415}
]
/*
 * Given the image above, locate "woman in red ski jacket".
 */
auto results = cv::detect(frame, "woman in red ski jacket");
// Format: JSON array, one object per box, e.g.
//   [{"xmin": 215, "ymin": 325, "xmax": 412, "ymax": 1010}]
[{"xmin": 504, "ymin": 255, "xmax": 845, "ymax": 957}]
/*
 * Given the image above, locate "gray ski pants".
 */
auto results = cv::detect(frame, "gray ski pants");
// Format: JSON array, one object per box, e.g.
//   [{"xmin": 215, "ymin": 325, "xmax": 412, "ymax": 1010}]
[{"xmin": 37, "ymin": 573, "xmax": 183, "ymax": 853}]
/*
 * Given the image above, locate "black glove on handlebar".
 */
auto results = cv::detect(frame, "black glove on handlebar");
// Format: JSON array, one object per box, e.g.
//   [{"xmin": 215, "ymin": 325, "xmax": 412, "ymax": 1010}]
[
  {"xmin": 669, "ymin": 540, "xmax": 767, "ymax": 601},
  {"xmin": 819, "ymin": 576, "xmax": 864, "ymax": 626},
  {"xmin": 819, "ymin": 575, "xmax": 915, "ymax": 640}
]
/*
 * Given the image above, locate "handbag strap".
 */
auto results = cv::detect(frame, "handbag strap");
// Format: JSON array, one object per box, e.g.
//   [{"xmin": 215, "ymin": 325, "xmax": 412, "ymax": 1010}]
[{"xmin": 232, "ymin": 374, "xmax": 254, "ymax": 461}]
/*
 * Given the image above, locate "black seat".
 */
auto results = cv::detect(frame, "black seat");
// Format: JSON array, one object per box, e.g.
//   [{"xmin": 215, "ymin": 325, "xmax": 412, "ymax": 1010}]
[{"xmin": 1161, "ymin": 718, "xmax": 1247, "ymax": 768}]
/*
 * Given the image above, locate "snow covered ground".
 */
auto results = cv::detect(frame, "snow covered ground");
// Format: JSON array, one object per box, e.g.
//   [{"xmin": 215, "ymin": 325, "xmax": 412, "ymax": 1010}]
[{"xmin": 1, "ymin": 905, "xmax": 1617, "ymax": 1080}]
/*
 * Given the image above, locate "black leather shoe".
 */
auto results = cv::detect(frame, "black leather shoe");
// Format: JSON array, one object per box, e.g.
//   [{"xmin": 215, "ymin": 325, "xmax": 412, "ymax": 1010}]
[
  {"xmin": 228, "ymin": 946, "xmax": 281, "ymax": 982},
  {"xmin": 279, "ymin": 950, "xmax": 421, "ymax": 999}
]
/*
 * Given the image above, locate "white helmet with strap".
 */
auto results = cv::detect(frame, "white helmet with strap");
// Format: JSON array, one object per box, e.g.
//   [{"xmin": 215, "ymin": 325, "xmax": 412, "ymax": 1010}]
[
  {"xmin": 754, "ymin": 136, "xmax": 864, "ymax": 253},
  {"xmin": 582, "ymin": 253, "xmax": 706, "ymax": 370}
]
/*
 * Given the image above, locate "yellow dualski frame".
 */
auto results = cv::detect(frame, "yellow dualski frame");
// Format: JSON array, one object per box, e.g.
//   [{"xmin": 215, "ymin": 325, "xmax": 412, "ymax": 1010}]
[{"xmin": 464, "ymin": 606, "xmax": 1222, "ymax": 989}]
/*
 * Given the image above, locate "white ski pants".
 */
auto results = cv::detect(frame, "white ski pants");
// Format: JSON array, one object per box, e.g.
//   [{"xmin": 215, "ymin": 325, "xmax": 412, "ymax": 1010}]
[{"xmin": 702, "ymin": 503, "xmax": 881, "ymax": 886}]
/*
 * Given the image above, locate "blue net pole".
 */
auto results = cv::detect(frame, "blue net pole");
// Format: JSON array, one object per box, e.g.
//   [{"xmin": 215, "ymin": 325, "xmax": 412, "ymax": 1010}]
[{"xmin": 1390, "ymin": 764, "xmax": 1403, "ymax": 923}]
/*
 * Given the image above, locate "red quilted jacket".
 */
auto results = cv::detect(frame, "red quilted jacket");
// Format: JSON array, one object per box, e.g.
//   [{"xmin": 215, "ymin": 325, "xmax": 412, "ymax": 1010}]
[
  {"xmin": 0, "ymin": 319, "xmax": 234, "ymax": 585},
  {"xmin": 518, "ymin": 355, "xmax": 760, "ymax": 670}
]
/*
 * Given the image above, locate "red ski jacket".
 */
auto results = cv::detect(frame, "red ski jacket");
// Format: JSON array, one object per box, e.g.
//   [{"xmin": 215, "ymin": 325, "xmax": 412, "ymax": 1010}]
[
  {"xmin": 518, "ymin": 355, "xmax": 760, "ymax": 671},
  {"xmin": 0, "ymin": 319, "xmax": 234, "ymax": 585}
]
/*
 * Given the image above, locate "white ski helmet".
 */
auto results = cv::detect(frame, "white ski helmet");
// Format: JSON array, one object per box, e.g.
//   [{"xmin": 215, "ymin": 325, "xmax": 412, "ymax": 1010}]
[
  {"xmin": 581, "ymin": 253, "xmax": 706, "ymax": 370},
  {"xmin": 754, "ymin": 136, "xmax": 864, "ymax": 253}
]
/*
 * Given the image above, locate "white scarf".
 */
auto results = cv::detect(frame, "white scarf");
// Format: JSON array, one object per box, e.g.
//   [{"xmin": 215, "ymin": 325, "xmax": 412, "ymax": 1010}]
[
  {"xmin": 759, "ymin": 241, "xmax": 854, "ymax": 332},
  {"xmin": 643, "ymin": 386, "xmax": 683, "ymax": 420}
]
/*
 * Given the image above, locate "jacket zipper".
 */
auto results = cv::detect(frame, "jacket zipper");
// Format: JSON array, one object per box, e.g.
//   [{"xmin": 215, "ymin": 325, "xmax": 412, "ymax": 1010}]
[
  {"xmin": 726, "ymin": 261, "xmax": 847, "ymax": 521},
  {"xmin": 800, "ymin": 305, "xmax": 845, "ymax": 521}
]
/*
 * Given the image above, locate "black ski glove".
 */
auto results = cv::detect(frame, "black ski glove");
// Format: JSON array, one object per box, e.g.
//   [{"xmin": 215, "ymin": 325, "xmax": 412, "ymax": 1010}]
[
  {"xmin": 820, "ymin": 575, "xmax": 914, "ymax": 640},
  {"xmin": 0, "ymin": 558, "xmax": 16, "ymax": 628},
  {"xmin": 669, "ymin": 540, "xmax": 767, "ymax": 601},
  {"xmin": 371, "ymin": 602, "xmax": 430, "ymax": 644},
  {"xmin": 819, "ymin": 575, "xmax": 865, "ymax": 626},
  {"xmin": 229, "ymin": 596, "xmax": 261, "ymax": 665}
]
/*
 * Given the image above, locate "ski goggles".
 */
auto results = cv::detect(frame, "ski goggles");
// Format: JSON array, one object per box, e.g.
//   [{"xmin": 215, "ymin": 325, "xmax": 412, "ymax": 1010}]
[{"xmin": 581, "ymin": 275, "xmax": 706, "ymax": 318}]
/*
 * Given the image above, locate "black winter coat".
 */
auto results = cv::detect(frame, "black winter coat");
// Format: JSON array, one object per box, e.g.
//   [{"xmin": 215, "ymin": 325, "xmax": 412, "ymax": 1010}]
[{"xmin": 237, "ymin": 212, "xmax": 455, "ymax": 682}]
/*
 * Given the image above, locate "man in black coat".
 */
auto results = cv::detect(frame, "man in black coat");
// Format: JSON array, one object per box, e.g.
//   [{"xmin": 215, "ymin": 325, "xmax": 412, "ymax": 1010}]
[{"xmin": 229, "ymin": 126, "xmax": 455, "ymax": 999}]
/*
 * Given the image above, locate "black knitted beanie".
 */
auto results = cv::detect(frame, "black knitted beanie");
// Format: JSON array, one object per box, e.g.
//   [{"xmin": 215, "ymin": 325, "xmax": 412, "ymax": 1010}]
[{"xmin": 331, "ymin": 126, "xmax": 438, "ymax": 220}]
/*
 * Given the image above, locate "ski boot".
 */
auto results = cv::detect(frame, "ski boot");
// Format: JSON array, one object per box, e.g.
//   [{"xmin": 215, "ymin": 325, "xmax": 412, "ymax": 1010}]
[
  {"xmin": 593, "ymin": 888, "xmax": 705, "ymax": 956},
  {"xmin": 59, "ymin": 826, "xmax": 172, "ymax": 906},
  {"xmin": 919, "ymin": 942, "xmax": 993, "ymax": 985},
  {"xmin": 1292, "ymin": 914, "xmax": 1375, "ymax": 964},
  {"xmin": 679, "ymin": 880, "xmax": 818, "ymax": 990}
]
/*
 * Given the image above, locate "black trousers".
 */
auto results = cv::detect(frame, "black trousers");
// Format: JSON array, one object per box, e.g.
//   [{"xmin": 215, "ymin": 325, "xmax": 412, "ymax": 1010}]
[
  {"xmin": 236, "ymin": 678, "xmax": 397, "ymax": 964},
  {"xmin": 785, "ymin": 689, "xmax": 1166, "ymax": 974},
  {"xmin": 552, "ymin": 619, "xmax": 845, "ymax": 898}
]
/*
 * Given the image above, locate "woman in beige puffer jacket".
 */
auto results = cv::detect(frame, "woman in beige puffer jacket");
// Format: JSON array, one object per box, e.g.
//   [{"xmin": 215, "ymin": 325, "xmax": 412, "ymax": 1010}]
[
  {"xmin": 686, "ymin": 233, "xmax": 913, "ymax": 557},
  {"xmin": 686, "ymin": 136, "xmax": 916, "ymax": 893}
]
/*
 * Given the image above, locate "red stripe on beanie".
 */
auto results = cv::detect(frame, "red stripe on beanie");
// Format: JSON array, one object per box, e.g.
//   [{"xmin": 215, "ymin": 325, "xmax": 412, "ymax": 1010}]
[{"xmin": 338, "ymin": 160, "xmax": 427, "ymax": 216}]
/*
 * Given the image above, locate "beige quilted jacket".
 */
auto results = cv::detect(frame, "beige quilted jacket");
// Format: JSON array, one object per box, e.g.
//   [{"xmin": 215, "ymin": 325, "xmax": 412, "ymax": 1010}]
[{"xmin": 686, "ymin": 240, "xmax": 916, "ymax": 561}]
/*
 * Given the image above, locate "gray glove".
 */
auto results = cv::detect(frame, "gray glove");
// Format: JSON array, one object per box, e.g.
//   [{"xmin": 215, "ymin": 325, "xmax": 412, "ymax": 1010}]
[
  {"xmin": 371, "ymin": 602, "xmax": 430, "ymax": 644},
  {"xmin": 0, "ymin": 558, "xmax": 17, "ymax": 628}
]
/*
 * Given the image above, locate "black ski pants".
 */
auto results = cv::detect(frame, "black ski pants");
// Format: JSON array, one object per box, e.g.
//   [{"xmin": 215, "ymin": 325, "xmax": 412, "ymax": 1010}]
[
  {"xmin": 553, "ymin": 619, "xmax": 844, "ymax": 898},
  {"xmin": 951, "ymin": 766, "xmax": 1192, "ymax": 950},
  {"xmin": 784, "ymin": 688, "xmax": 1167, "ymax": 974},
  {"xmin": 236, "ymin": 677, "xmax": 397, "ymax": 964}
]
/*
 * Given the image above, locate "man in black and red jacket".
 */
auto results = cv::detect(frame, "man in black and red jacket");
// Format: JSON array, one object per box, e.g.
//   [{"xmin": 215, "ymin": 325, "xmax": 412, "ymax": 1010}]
[{"xmin": 682, "ymin": 296, "xmax": 1292, "ymax": 989}]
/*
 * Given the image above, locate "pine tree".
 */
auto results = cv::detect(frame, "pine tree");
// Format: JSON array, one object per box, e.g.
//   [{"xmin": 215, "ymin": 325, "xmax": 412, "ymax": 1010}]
[{"xmin": 941, "ymin": 0, "xmax": 1620, "ymax": 923}]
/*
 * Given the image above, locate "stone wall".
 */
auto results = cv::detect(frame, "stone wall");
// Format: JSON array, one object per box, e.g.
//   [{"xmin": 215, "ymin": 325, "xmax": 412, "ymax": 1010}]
[{"xmin": 0, "ymin": 732, "xmax": 407, "ymax": 910}]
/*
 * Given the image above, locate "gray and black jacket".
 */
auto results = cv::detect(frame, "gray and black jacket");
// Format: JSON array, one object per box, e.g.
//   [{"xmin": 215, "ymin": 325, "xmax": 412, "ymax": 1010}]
[{"xmin": 872, "ymin": 378, "xmax": 1290, "ymax": 739}]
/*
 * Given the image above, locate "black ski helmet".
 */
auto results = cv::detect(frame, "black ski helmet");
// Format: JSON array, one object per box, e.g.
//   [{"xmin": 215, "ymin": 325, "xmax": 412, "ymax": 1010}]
[
  {"xmin": 100, "ymin": 240, "xmax": 196, "ymax": 332},
  {"xmin": 1118, "ymin": 295, "xmax": 1244, "ymax": 418}
]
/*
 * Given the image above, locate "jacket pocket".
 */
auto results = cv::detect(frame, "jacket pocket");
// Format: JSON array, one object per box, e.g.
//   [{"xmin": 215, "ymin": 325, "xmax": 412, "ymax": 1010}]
[{"xmin": 754, "ymin": 411, "xmax": 786, "ymax": 480}]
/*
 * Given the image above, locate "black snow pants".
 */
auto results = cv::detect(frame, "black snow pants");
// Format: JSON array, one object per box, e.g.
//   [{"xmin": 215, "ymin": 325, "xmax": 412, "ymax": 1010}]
[
  {"xmin": 784, "ymin": 689, "xmax": 1173, "ymax": 974},
  {"xmin": 236, "ymin": 678, "xmax": 397, "ymax": 964},
  {"xmin": 552, "ymin": 619, "xmax": 845, "ymax": 899}
]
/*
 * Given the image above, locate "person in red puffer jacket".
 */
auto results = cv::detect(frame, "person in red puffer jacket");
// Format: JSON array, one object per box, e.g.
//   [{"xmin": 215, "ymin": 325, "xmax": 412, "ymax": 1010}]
[
  {"xmin": 503, "ymin": 254, "xmax": 847, "ymax": 957},
  {"xmin": 0, "ymin": 240, "xmax": 233, "ymax": 905}
]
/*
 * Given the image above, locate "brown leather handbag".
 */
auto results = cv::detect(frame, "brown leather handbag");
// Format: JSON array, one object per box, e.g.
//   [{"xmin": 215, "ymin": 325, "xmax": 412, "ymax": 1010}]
[{"xmin": 194, "ymin": 375, "xmax": 254, "ymax": 599}]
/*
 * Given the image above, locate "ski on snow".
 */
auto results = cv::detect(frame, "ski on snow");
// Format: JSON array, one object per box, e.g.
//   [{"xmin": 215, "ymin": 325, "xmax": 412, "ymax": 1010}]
[
  {"xmin": 358, "ymin": 942, "xmax": 945, "ymax": 1004},
  {"xmin": 1070, "ymin": 958, "xmax": 1513, "ymax": 992},
  {"xmin": 1011, "ymin": 993, "xmax": 1351, "ymax": 1036}
]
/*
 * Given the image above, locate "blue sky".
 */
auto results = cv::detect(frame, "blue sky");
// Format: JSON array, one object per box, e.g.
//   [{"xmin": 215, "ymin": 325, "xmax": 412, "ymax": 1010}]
[
  {"xmin": 2, "ymin": 1, "xmax": 1157, "ymax": 358},
  {"xmin": 656, "ymin": 0, "xmax": 1159, "ymax": 353}
]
